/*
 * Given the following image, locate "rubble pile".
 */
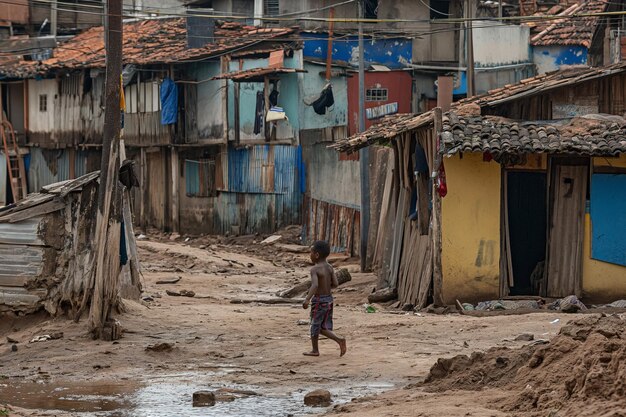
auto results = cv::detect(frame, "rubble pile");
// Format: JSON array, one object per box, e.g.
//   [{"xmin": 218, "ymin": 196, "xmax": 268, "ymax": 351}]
[{"xmin": 423, "ymin": 315, "xmax": 626, "ymax": 416}]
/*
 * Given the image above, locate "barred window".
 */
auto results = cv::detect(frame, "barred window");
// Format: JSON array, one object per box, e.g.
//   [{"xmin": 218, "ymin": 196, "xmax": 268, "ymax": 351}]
[
  {"xmin": 366, "ymin": 88, "xmax": 388, "ymax": 102},
  {"xmin": 39, "ymin": 94, "xmax": 48, "ymax": 112}
]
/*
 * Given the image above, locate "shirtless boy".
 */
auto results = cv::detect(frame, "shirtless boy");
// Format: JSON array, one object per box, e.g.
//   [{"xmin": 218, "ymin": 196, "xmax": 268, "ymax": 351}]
[{"xmin": 302, "ymin": 240, "xmax": 347, "ymax": 357}]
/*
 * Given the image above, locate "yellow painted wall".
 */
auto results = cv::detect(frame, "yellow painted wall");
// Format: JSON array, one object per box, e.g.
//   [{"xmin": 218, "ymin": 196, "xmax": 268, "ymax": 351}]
[
  {"xmin": 441, "ymin": 153, "xmax": 501, "ymax": 304},
  {"xmin": 582, "ymin": 154, "xmax": 626, "ymax": 302}
]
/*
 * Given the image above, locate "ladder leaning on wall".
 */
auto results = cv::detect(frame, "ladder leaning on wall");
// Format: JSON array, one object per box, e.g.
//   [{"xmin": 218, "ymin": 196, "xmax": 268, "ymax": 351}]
[{"xmin": 1, "ymin": 120, "xmax": 27, "ymax": 202}]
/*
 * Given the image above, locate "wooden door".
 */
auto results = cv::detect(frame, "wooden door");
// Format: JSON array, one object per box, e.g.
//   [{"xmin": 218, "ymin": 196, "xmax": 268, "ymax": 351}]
[{"xmin": 545, "ymin": 162, "xmax": 588, "ymax": 297}]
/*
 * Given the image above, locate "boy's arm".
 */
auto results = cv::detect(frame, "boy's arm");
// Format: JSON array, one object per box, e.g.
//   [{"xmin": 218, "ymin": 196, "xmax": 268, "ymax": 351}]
[
  {"xmin": 303, "ymin": 270, "xmax": 319, "ymax": 309},
  {"xmin": 330, "ymin": 267, "xmax": 338, "ymax": 289}
]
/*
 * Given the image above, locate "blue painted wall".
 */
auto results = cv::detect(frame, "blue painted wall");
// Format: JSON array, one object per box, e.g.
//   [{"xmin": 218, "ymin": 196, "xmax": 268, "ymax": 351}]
[
  {"xmin": 299, "ymin": 61, "xmax": 348, "ymax": 130},
  {"xmin": 591, "ymin": 173, "xmax": 626, "ymax": 267},
  {"xmin": 227, "ymin": 55, "xmax": 301, "ymax": 141},
  {"xmin": 219, "ymin": 144, "xmax": 304, "ymax": 234},
  {"xmin": 302, "ymin": 32, "xmax": 412, "ymax": 69},
  {"xmin": 190, "ymin": 61, "xmax": 224, "ymax": 140},
  {"xmin": 532, "ymin": 45, "xmax": 588, "ymax": 75}
]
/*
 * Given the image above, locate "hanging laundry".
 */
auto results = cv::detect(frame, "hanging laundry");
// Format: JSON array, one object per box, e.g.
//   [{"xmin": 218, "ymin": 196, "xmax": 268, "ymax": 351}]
[
  {"xmin": 120, "ymin": 75, "xmax": 126, "ymax": 129},
  {"xmin": 414, "ymin": 142, "xmax": 429, "ymax": 175},
  {"xmin": 311, "ymin": 84, "xmax": 334, "ymax": 115},
  {"xmin": 160, "ymin": 77, "xmax": 178, "ymax": 125},
  {"xmin": 254, "ymin": 91, "xmax": 265, "ymax": 134},
  {"xmin": 266, "ymin": 106, "xmax": 288, "ymax": 122},
  {"xmin": 269, "ymin": 89, "xmax": 279, "ymax": 107},
  {"xmin": 437, "ymin": 161, "xmax": 447, "ymax": 198}
]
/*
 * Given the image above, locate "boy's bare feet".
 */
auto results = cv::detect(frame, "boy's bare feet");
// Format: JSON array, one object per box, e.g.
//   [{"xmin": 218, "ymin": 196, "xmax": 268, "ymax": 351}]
[
  {"xmin": 303, "ymin": 351, "xmax": 320, "ymax": 357},
  {"xmin": 339, "ymin": 338, "xmax": 347, "ymax": 357}
]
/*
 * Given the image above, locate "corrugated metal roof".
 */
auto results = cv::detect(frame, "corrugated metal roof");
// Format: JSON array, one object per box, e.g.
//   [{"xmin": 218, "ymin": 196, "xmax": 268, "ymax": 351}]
[{"xmin": 0, "ymin": 217, "xmax": 44, "ymax": 245}]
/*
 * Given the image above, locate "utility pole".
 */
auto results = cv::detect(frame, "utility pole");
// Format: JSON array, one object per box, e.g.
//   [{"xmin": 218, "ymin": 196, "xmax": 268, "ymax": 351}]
[
  {"xmin": 358, "ymin": 0, "xmax": 369, "ymax": 272},
  {"xmin": 88, "ymin": 0, "xmax": 123, "ymax": 339},
  {"xmin": 50, "ymin": 0, "xmax": 57, "ymax": 37},
  {"xmin": 465, "ymin": 0, "xmax": 475, "ymax": 97}
]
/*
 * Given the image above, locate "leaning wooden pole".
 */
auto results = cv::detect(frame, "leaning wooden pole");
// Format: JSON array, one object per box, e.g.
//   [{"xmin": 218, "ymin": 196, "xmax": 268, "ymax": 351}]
[{"xmin": 88, "ymin": 0, "xmax": 123, "ymax": 339}]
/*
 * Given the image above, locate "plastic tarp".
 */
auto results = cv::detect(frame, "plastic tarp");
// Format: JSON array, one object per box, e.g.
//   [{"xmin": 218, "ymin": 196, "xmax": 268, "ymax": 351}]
[{"xmin": 160, "ymin": 77, "xmax": 178, "ymax": 125}]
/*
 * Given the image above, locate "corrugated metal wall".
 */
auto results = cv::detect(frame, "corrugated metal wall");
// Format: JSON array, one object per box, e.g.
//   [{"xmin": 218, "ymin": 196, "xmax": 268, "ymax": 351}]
[
  {"xmin": 27, "ymin": 148, "xmax": 97, "ymax": 193},
  {"xmin": 215, "ymin": 144, "xmax": 303, "ymax": 235}
]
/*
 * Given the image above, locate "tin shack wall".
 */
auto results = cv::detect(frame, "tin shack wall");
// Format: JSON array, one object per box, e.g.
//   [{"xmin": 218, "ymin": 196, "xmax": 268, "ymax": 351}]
[
  {"xmin": 177, "ymin": 144, "xmax": 303, "ymax": 235},
  {"xmin": 347, "ymin": 70, "xmax": 413, "ymax": 136}
]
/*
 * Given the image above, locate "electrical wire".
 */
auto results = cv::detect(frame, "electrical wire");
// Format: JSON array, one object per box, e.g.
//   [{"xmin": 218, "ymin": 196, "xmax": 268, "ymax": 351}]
[{"xmin": 4, "ymin": 0, "xmax": 624, "ymax": 32}]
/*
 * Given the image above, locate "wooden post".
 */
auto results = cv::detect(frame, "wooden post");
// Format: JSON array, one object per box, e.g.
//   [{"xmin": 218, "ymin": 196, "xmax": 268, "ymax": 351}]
[
  {"xmin": 234, "ymin": 82, "xmax": 241, "ymax": 145},
  {"xmin": 170, "ymin": 146, "xmax": 179, "ymax": 233},
  {"xmin": 69, "ymin": 147, "xmax": 76, "ymax": 179},
  {"xmin": 264, "ymin": 75, "xmax": 270, "ymax": 142},
  {"xmin": 87, "ymin": 0, "xmax": 123, "ymax": 339},
  {"xmin": 139, "ymin": 147, "xmax": 146, "ymax": 230},
  {"xmin": 325, "ymin": 8, "xmax": 335, "ymax": 81},
  {"xmin": 431, "ymin": 107, "xmax": 444, "ymax": 306}
]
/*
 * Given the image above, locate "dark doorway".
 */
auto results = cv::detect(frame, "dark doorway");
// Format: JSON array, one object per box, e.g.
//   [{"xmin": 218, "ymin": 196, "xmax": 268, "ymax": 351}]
[{"xmin": 507, "ymin": 171, "xmax": 547, "ymax": 295}]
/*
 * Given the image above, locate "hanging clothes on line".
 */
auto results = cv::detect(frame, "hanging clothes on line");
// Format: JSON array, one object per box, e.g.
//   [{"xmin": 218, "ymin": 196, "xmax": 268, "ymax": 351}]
[
  {"xmin": 160, "ymin": 77, "xmax": 178, "ymax": 125},
  {"xmin": 254, "ymin": 91, "xmax": 265, "ymax": 135},
  {"xmin": 309, "ymin": 83, "xmax": 334, "ymax": 115}
]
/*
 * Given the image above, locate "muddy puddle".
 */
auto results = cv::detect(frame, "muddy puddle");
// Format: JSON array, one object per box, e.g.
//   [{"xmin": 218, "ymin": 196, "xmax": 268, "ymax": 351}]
[{"xmin": 0, "ymin": 372, "xmax": 394, "ymax": 416}]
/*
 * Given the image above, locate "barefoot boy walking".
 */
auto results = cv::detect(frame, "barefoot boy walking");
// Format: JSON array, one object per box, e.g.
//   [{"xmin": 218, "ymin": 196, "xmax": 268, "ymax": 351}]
[{"xmin": 302, "ymin": 240, "xmax": 347, "ymax": 357}]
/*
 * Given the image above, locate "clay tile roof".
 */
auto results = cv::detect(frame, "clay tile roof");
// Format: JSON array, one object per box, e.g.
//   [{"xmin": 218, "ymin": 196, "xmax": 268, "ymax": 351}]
[
  {"xmin": 529, "ymin": 0, "xmax": 609, "ymax": 48},
  {"xmin": 0, "ymin": 18, "xmax": 295, "ymax": 78},
  {"xmin": 329, "ymin": 113, "xmax": 433, "ymax": 153},
  {"xmin": 442, "ymin": 113, "xmax": 626, "ymax": 157}
]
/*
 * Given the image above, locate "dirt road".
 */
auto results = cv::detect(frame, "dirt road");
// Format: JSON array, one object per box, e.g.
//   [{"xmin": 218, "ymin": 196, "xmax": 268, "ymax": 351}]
[{"xmin": 0, "ymin": 237, "xmax": 587, "ymax": 416}]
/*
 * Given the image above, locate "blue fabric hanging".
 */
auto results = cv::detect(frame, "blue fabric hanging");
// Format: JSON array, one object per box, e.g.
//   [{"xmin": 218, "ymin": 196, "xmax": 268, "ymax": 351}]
[{"xmin": 160, "ymin": 77, "xmax": 178, "ymax": 125}]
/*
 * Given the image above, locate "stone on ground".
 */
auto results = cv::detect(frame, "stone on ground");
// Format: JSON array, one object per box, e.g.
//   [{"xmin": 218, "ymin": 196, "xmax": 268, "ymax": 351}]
[{"xmin": 304, "ymin": 389, "xmax": 332, "ymax": 407}]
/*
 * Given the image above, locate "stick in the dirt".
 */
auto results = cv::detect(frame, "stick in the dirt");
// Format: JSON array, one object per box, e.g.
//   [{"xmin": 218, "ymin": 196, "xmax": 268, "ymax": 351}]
[
  {"xmin": 230, "ymin": 298, "xmax": 305, "ymax": 305},
  {"xmin": 278, "ymin": 269, "xmax": 352, "ymax": 298}
]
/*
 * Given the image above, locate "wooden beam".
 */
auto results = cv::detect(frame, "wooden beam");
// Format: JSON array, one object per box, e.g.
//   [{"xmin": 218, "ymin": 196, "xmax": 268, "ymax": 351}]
[
  {"xmin": 431, "ymin": 107, "xmax": 444, "ymax": 306},
  {"xmin": 264, "ymin": 75, "xmax": 270, "ymax": 142}
]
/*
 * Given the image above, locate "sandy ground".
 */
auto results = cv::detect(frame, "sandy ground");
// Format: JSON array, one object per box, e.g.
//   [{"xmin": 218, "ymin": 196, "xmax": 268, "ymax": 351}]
[{"xmin": 0, "ymin": 237, "xmax": 587, "ymax": 416}]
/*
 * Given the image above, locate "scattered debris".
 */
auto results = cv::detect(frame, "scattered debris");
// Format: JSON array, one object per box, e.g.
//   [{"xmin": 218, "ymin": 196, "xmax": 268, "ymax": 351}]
[
  {"xmin": 166, "ymin": 289, "xmax": 195, "ymax": 297},
  {"xmin": 11, "ymin": 344, "xmax": 17, "ymax": 352},
  {"xmin": 550, "ymin": 319, "xmax": 560, "ymax": 324},
  {"xmin": 6, "ymin": 337, "xmax": 18, "ymax": 344},
  {"xmin": 137, "ymin": 234, "xmax": 147, "ymax": 240},
  {"xmin": 29, "ymin": 332, "xmax": 63, "ymax": 343},
  {"xmin": 515, "ymin": 333, "xmax": 535, "ymax": 342},
  {"xmin": 145, "ymin": 342, "xmax": 174, "ymax": 352},
  {"xmin": 192, "ymin": 390, "xmax": 216, "ymax": 407},
  {"xmin": 367, "ymin": 287, "xmax": 398, "ymax": 303},
  {"xmin": 297, "ymin": 319, "xmax": 309, "ymax": 325},
  {"xmin": 231, "ymin": 297, "xmax": 304, "ymax": 305},
  {"xmin": 401, "ymin": 303, "xmax": 415, "ymax": 312},
  {"xmin": 548, "ymin": 295, "xmax": 587, "ymax": 313},
  {"xmin": 304, "ymin": 389, "xmax": 332, "ymax": 407},
  {"xmin": 156, "ymin": 277, "xmax": 182, "ymax": 285},
  {"xmin": 364, "ymin": 304, "xmax": 377, "ymax": 313},
  {"xmin": 260, "ymin": 235, "xmax": 282, "ymax": 244}
]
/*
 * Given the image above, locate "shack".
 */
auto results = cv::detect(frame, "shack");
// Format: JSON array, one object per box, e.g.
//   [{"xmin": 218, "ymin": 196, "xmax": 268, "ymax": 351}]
[
  {"xmin": 332, "ymin": 63, "xmax": 626, "ymax": 307},
  {"xmin": 0, "ymin": 169, "xmax": 140, "ymax": 316}
]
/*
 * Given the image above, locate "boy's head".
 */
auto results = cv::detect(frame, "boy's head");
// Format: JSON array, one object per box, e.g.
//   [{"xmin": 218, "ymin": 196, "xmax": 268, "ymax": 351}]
[{"xmin": 310, "ymin": 240, "xmax": 330, "ymax": 263}]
